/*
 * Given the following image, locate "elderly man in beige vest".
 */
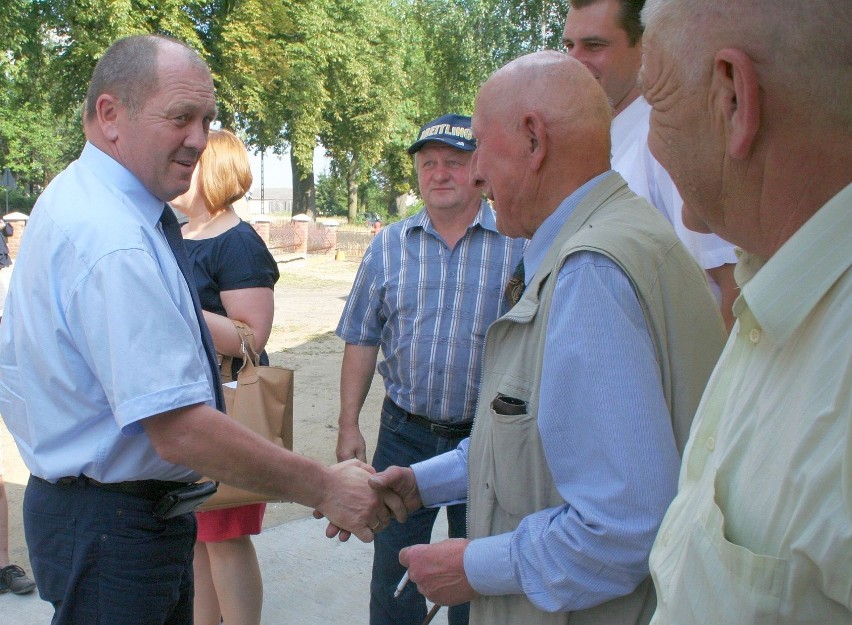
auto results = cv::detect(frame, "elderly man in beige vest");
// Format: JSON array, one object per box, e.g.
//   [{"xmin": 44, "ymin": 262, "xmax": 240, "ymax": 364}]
[{"xmin": 363, "ymin": 52, "xmax": 726, "ymax": 625}]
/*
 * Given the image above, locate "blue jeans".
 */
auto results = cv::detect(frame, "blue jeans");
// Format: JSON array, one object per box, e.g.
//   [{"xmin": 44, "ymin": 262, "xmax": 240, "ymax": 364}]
[
  {"xmin": 24, "ymin": 475, "xmax": 197, "ymax": 625},
  {"xmin": 370, "ymin": 398, "xmax": 471, "ymax": 625}
]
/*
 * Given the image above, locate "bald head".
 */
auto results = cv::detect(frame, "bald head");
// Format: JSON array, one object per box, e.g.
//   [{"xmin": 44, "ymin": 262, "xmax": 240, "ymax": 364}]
[
  {"xmin": 639, "ymin": 0, "xmax": 851, "ymax": 258},
  {"xmin": 470, "ymin": 51, "xmax": 612, "ymax": 238},
  {"xmin": 479, "ymin": 51, "xmax": 612, "ymax": 151},
  {"xmin": 642, "ymin": 0, "xmax": 852, "ymax": 131}
]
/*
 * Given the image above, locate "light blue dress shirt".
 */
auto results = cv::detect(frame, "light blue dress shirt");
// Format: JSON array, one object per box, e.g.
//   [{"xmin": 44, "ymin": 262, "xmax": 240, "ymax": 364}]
[
  {"xmin": 0, "ymin": 143, "xmax": 215, "ymax": 483},
  {"xmin": 413, "ymin": 172, "xmax": 680, "ymax": 611},
  {"xmin": 337, "ymin": 201, "xmax": 524, "ymax": 422}
]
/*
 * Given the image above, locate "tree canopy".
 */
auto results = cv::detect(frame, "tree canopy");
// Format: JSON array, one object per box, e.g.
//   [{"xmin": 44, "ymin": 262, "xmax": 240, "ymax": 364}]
[{"xmin": 0, "ymin": 0, "xmax": 569, "ymax": 215}]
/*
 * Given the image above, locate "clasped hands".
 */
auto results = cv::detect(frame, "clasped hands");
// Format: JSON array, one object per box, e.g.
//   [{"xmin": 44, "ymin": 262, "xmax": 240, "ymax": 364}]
[{"xmin": 314, "ymin": 464, "xmax": 477, "ymax": 607}]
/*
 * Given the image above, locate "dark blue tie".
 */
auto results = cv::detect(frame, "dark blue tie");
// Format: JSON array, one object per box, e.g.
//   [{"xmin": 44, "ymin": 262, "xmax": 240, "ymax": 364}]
[{"xmin": 159, "ymin": 206, "xmax": 224, "ymax": 411}]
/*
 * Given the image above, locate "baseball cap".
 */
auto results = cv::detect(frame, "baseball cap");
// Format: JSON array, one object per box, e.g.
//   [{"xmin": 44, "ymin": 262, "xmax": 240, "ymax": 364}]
[{"xmin": 407, "ymin": 114, "xmax": 475, "ymax": 154}]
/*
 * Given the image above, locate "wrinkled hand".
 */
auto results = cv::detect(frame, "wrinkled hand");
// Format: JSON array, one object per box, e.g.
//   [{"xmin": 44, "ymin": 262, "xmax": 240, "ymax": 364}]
[
  {"xmin": 312, "ymin": 459, "xmax": 391, "ymax": 543},
  {"xmin": 369, "ymin": 465, "xmax": 422, "ymax": 519},
  {"xmin": 399, "ymin": 539, "xmax": 476, "ymax": 607},
  {"xmin": 336, "ymin": 423, "xmax": 367, "ymax": 463},
  {"xmin": 316, "ymin": 464, "xmax": 414, "ymax": 542}
]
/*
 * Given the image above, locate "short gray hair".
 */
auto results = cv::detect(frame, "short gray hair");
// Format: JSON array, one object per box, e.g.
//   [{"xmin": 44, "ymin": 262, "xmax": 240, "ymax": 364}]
[{"xmin": 85, "ymin": 34, "xmax": 208, "ymax": 121}]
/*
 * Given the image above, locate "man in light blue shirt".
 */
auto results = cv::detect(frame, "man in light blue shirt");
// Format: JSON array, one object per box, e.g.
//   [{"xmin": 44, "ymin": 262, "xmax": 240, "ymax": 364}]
[
  {"xmin": 0, "ymin": 34, "xmax": 389, "ymax": 624},
  {"xmin": 364, "ymin": 52, "xmax": 725, "ymax": 625}
]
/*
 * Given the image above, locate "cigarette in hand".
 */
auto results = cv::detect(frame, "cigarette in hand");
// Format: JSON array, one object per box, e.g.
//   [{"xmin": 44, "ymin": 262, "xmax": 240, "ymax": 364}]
[{"xmin": 393, "ymin": 570, "xmax": 409, "ymax": 598}]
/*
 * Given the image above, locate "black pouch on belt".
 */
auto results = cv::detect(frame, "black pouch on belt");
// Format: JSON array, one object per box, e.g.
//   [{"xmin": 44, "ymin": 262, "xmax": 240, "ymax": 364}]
[{"xmin": 152, "ymin": 481, "xmax": 218, "ymax": 520}]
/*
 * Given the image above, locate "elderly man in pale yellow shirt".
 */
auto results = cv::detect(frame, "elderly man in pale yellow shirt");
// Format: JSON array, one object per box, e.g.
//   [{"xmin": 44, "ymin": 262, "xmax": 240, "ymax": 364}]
[
  {"xmin": 639, "ymin": 0, "xmax": 851, "ymax": 623},
  {"xmin": 649, "ymin": 185, "xmax": 851, "ymax": 623}
]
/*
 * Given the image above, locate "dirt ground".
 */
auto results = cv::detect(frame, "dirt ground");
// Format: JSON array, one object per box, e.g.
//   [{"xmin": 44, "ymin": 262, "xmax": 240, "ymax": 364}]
[
  {"xmin": 0, "ymin": 254, "xmax": 385, "ymax": 570},
  {"xmin": 262, "ymin": 254, "xmax": 385, "ymax": 528}
]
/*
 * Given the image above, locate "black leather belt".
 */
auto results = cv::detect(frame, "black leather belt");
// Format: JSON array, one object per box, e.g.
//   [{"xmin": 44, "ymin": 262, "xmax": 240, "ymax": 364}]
[
  {"xmin": 39, "ymin": 475, "xmax": 189, "ymax": 501},
  {"xmin": 404, "ymin": 411, "xmax": 473, "ymax": 438}
]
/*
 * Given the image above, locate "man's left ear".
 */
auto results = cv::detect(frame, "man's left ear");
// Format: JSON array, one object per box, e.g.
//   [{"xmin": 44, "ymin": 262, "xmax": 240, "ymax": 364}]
[
  {"xmin": 523, "ymin": 112, "xmax": 547, "ymax": 170},
  {"xmin": 96, "ymin": 94, "xmax": 122, "ymax": 142},
  {"xmin": 713, "ymin": 48, "xmax": 759, "ymax": 160}
]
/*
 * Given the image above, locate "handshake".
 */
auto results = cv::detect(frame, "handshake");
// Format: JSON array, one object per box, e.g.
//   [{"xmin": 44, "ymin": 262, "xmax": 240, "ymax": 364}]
[
  {"xmin": 312, "ymin": 462, "xmax": 476, "ymax": 608},
  {"xmin": 311, "ymin": 463, "xmax": 422, "ymax": 543}
]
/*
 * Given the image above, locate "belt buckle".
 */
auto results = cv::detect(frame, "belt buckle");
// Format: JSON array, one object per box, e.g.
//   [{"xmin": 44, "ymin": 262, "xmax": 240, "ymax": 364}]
[
  {"xmin": 429, "ymin": 422, "xmax": 446, "ymax": 435},
  {"xmin": 431, "ymin": 422, "xmax": 455, "ymax": 436},
  {"xmin": 431, "ymin": 421, "xmax": 470, "ymax": 437}
]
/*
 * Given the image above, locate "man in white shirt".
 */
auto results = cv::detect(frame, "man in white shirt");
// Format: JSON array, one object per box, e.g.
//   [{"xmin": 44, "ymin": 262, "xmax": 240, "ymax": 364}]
[
  {"xmin": 639, "ymin": 0, "xmax": 851, "ymax": 622},
  {"xmin": 563, "ymin": 0, "xmax": 738, "ymax": 329}
]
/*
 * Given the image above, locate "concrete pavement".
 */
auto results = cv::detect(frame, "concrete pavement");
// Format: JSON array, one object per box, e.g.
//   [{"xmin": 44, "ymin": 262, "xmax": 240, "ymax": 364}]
[{"xmin": 0, "ymin": 507, "xmax": 450, "ymax": 624}]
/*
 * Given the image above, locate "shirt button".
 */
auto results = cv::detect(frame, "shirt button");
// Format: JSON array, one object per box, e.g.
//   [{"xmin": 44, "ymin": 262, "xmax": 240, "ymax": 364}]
[
  {"xmin": 661, "ymin": 530, "xmax": 671, "ymax": 546},
  {"xmin": 749, "ymin": 328, "xmax": 761, "ymax": 344},
  {"xmin": 706, "ymin": 436, "xmax": 715, "ymax": 451}
]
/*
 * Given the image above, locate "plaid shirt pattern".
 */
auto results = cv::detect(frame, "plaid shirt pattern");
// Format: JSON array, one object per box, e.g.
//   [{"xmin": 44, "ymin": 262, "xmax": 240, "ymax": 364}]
[{"xmin": 337, "ymin": 202, "xmax": 524, "ymax": 423}]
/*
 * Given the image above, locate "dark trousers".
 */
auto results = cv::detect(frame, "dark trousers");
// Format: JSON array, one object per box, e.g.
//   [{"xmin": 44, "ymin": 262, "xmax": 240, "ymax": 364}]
[
  {"xmin": 24, "ymin": 475, "xmax": 197, "ymax": 625},
  {"xmin": 370, "ymin": 398, "xmax": 471, "ymax": 625}
]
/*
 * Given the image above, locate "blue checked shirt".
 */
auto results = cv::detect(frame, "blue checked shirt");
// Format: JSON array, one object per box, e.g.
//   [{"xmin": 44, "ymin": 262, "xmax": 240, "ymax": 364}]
[{"xmin": 336, "ymin": 201, "xmax": 525, "ymax": 423}]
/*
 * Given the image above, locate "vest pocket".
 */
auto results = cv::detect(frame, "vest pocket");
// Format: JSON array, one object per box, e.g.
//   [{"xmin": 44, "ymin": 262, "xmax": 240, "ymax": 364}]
[{"xmin": 488, "ymin": 402, "xmax": 547, "ymax": 519}]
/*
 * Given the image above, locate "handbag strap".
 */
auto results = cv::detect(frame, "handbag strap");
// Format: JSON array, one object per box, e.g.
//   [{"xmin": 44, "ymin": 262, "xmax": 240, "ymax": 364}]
[
  {"xmin": 232, "ymin": 320, "xmax": 260, "ymax": 365},
  {"xmin": 219, "ymin": 320, "xmax": 261, "ymax": 382}
]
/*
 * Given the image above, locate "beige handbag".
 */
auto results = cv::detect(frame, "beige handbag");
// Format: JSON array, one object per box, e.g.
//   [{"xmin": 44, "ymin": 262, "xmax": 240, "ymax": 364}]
[{"xmin": 198, "ymin": 320, "xmax": 293, "ymax": 511}]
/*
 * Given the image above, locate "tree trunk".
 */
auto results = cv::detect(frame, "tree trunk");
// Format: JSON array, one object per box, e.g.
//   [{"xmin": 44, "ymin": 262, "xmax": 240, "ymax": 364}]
[
  {"xmin": 291, "ymin": 152, "xmax": 316, "ymax": 219},
  {"xmin": 388, "ymin": 193, "xmax": 408, "ymax": 217},
  {"xmin": 347, "ymin": 159, "xmax": 358, "ymax": 222}
]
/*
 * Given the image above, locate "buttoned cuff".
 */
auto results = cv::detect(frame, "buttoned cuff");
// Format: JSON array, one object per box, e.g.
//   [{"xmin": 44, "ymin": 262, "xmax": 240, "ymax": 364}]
[
  {"xmin": 464, "ymin": 533, "xmax": 522, "ymax": 596},
  {"xmin": 411, "ymin": 449, "xmax": 467, "ymax": 507}
]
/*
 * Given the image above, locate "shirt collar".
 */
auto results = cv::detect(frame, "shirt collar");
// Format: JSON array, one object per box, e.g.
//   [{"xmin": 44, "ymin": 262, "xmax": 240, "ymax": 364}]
[
  {"xmin": 523, "ymin": 171, "xmax": 613, "ymax": 285},
  {"xmin": 79, "ymin": 142, "xmax": 166, "ymax": 228},
  {"xmin": 740, "ymin": 183, "xmax": 852, "ymax": 344},
  {"xmin": 403, "ymin": 199, "xmax": 497, "ymax": 237}
]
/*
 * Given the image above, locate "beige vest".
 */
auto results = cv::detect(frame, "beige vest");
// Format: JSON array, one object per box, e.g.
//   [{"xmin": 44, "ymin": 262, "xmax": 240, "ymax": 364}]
[{"xmin": 467, "ymin": 174, "xmax": 727, "ymax": 625}]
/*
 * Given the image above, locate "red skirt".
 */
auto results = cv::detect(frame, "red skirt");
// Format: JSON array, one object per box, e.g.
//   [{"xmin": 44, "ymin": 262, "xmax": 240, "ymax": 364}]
[{"xmin": 195, "ymin": 503, "xmax": 266, "ymax": 542}]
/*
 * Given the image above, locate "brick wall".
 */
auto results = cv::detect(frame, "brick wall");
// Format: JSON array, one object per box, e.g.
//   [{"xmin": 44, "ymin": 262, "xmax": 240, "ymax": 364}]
[{"xmin": 2, "ymin": 212, "xmax": 28, "ymax": 259}]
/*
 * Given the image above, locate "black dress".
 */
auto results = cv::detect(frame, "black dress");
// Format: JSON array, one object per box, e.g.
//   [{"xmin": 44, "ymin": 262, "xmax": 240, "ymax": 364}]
[
  {"xmin": 184, "ymin": 220, "xmax": 279, "ymax": 379},
  {"xmin": 185, "ymin": 219, "xmax": 280, "ymax": 540}
]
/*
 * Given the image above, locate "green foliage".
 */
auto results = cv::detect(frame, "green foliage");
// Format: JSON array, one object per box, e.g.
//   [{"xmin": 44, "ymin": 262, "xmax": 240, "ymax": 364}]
[
  {"xmin": 1, "ymin": 188, "xmax": 38, "ymax": 214},
  {"xmin": 315, "ymin": 170, "xmax": 348, "ymax": 217},
  {"xmin": 0, "ymin": 0, "xmax": 572, "ymax": 204},
  {"xmin": 319, "ymin": 0, "xmax": 405, "ymax": 196}
]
